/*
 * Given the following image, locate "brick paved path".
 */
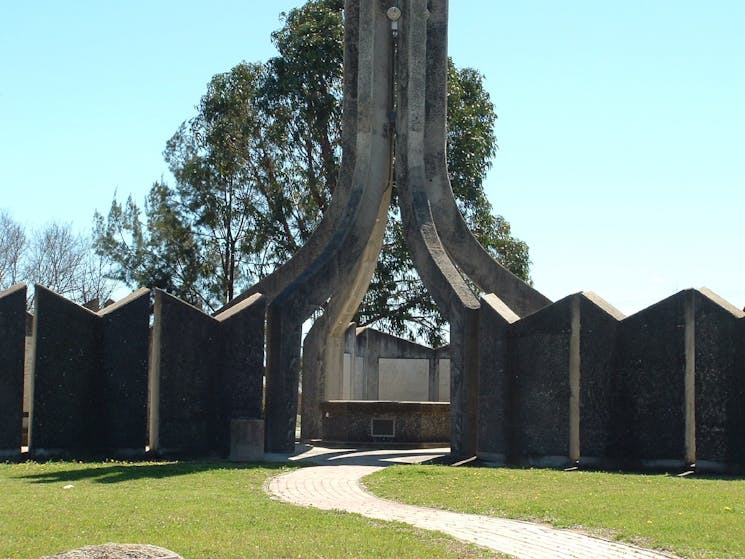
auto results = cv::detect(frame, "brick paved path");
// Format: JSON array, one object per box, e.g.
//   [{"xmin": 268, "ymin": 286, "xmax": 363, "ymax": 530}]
[{"xmin": 265, "ymin": 447, "xmax": 679, "ymax": 559}]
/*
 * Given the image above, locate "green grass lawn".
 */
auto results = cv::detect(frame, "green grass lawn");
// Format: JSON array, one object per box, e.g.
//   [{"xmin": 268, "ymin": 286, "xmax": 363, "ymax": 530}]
[
  {"xmin": 365, "ymin": 465, "xmax": 745, "ymax": 559},
  {"xmin": 0, "ymin": 461, "xmax": 501, "ymax": 559}
]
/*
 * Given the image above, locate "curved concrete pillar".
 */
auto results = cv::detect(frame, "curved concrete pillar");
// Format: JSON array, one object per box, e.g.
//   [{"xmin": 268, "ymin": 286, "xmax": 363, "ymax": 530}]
[
  {"xmin": 232, "ymin": 0, "xmax": 550, "ymax": 455},
  {"xmin": 219, "ymin": 2, "xmax": 363, "ymax": 312},
  {"xmin": 422, "ymin": 0, "xmax": 550, "ymax": 318},
  {"xmin": 301, "ymin": 179, "xmax": 392, "ymax": 440},
  {"xmin": 396, "ymin": 0, "xmax": 480, "ymax": 456},
  {"xmin": 265, "ymin": 1, "xmax": 394, "ymax": 452}
]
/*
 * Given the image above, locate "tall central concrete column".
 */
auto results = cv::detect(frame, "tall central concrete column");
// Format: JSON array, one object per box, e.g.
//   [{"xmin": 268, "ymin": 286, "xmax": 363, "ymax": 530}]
[{"xmin": 229, "ymin": 0, "xmax": 550, "ymax": 456}]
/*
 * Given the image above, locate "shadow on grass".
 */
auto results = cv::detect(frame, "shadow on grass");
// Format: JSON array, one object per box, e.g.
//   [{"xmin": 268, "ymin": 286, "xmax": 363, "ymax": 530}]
[
  {"xmin": 14, "ymin": 460, "xmax": 291, "ymax": 485},
  {"xmin": 417, "ymin": 459, "xmax": 745, "ymax": 481}
]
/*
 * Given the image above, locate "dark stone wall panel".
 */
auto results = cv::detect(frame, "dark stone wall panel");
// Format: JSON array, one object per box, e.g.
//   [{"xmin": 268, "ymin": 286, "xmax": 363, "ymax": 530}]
[
  {"xmin": 693, "ymin": 291, "xmax": 744, "ymax": 469},
  {"xmin": 99, "ymin": 288, "xmax": 151, "ymax": 453},
  {"xmin": 0, "ymin": 284, "xmax": 27, "ymax": 455},
  {"xmin": 579, "ymin": 293, "xmax": 623, "ymax": 462},
  {"xmin": 737, "ymin": 317, "xmax": 745, "ymax": 467},
  {"xmin": 152, "ymin": 290, "xmax": 265, "ymax": 457},
  {"xmin": 151, "ymin": 290, "xmax": 220, "ymax": 455},
  {"xmin": 612, "ymin": 291, "xmax": 688, "ymax": 466},
  {"xmin": 30, "ymin": 285, "xmax": 99, "ymax": 455},
  {"xmin": 215, "ymin": 294, "xmax": 266, "ymax": 455},
  {"xmin": 477, "ymin": 294, "xmax": 518, "ymax": 461},
  {"xmin": 508, "ymin": 295, "xmax": 574, "ymax": 463}
]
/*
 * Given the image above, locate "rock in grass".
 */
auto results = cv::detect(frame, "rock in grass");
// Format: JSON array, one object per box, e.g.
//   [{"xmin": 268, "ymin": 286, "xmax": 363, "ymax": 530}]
[{"xmin": 40, "ymin": 543, "xmax": 183, "ymax": 559}]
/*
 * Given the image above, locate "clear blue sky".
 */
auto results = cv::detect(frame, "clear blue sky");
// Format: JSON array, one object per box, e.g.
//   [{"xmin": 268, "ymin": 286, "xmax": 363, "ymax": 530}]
[{"xmin": 2, "ymin": 1, "xmax": 743, "ymax": 315}]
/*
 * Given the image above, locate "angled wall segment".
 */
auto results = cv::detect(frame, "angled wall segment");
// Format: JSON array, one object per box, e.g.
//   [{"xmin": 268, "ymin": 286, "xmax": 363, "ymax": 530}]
[
  {"xmin": 0, "ymin": 283, "xmax": 27, "ymax": 457},
  {"xmin": 150, "ymin": 290, "xmax": 222, "ymax": 455},
  {"xmin": 691, "ymin": 289, "xmax": 744, "ymax": 471},
  {"xmin": 29, "ymin": 285, "xmax": 150, "ymax": 457},
  {"xmin": 611, "ymin": 290, "xmax": 691, "ymax": 469},
  {"xmin": 215, "ymin": 293, "xmax": 266, "ymax": 450},
  {"xmin": 737, "ymin": 312, "xmax": 745, "ymax": 468},
  {"xmin": 150, "ymin": 289, "xmax": 265, "ymax": 457},
  {"xmin": 477, "ymin": 293, "xmax": 518, "ymax": 463},
  {"xmin": 29, "ymin": 285, "xmax": 100, "ymax": 456},
  {"xmin": 507, "ymin": 294, "xmax": 575, "ymax": 466},
  {"xmin": 477, "ymin": 291, "xmax": 622, "ymax": 467},
  {"xmin": 422, "ymin": 0, "xmax": 550, "ymax": 317},
  {"xmin": 577, "ymin": 292, "xmax": 623, "ymax": 464},
  {"xmin": 98, "ymin": 288, "xmax": 151, "ymax": 453}
]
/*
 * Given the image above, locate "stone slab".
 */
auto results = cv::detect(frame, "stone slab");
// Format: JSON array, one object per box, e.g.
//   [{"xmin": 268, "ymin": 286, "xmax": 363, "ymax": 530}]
[
  {"xmin": 611, "ymin": 291, "xmax": 689, "ymax": 468},
  {"xmin": 30, "ymin": 285, "xmax": 99, "ymax": 456},
  {"xmin": 477, "ymin": 294, "xmax": 518, "ymax": 462},
  {"xmin": 0, "ymin": 283, "xmax": 26, "ymax": 456},
  {"xmin": 692, "ymin": 290, "xmax": 744, "ymax": 471},
  {"xmin": 508, "ymin": 295, "xmax": 574, "ymax": 465},
  {"xmin": 40, "ymin": 543, "xmax": 183, "ymax": 559},
  {"xmin": 99, "ymin": 289, "xmax": 150, "ymax": 454},
  {"xmin": 578, "ymin": 292, "xmax": 623, "ymax": 465},
  {"xmin": 229, "ymin": 418, "xmax": 264, "ymax": 462},
  {"xmin": 378, "ymin": 358, "xmax": 429, "ymax": 401}
]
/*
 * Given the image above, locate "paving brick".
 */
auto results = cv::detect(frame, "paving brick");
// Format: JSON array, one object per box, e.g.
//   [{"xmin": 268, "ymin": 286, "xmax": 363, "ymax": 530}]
[{"xmin": 266, "ymin": 447, "xmax": 679, "ymax": 559}]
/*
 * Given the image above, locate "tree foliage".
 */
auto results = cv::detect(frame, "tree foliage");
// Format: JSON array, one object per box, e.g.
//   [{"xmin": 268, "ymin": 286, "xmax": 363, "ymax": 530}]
[
  {"xmin": 0, "ymin": 210, "xmax": 26, "ymax": 289},
  {"xmin": 94, "ymin": 0, "xmax": 532, "ymax": 344},
  {"xmin": 0, "ymin": 210, "xmax": 114, "ymax": 307}
]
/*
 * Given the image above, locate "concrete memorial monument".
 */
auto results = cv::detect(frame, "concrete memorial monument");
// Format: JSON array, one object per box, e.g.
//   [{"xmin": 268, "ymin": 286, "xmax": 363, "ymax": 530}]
[
  {"xmin": 223, "ymin": 0, "xmax": 547, "ymax": 456},
  {"xmin": 0, "ymin": 1, "xmax": 742, "ymax": 471}
]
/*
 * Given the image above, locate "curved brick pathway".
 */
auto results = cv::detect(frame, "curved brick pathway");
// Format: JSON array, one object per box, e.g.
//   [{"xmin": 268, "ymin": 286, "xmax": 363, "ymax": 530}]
[{"xmin": 265, "ymin": 446, "xmax": 679, "ymax": 559}]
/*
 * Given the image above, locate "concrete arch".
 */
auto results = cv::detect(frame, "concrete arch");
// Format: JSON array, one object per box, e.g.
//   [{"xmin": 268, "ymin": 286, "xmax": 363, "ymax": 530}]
[
  {"xmin": 264, "ymin": 1, "xmax": 395, "ymax": 452},
  {"xmin": 422, "ymin": 0, "xmax": 550, "ymax": 317},
  {"xmin": 396, "ymin": 0, "xmax": 481, "ymax": 456}
]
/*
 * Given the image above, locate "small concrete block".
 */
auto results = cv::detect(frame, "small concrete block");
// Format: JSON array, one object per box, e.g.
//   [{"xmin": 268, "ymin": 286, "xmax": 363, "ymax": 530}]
[{"xmin": 230, "ymin": 419, "xmax": 264, "ymax": 462}]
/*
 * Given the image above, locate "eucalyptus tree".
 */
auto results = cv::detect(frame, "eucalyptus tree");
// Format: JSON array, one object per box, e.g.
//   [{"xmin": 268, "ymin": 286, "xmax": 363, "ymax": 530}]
[{"xmin": 95, "ymin": 0, "xmax": 532, "ymax": 344}]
